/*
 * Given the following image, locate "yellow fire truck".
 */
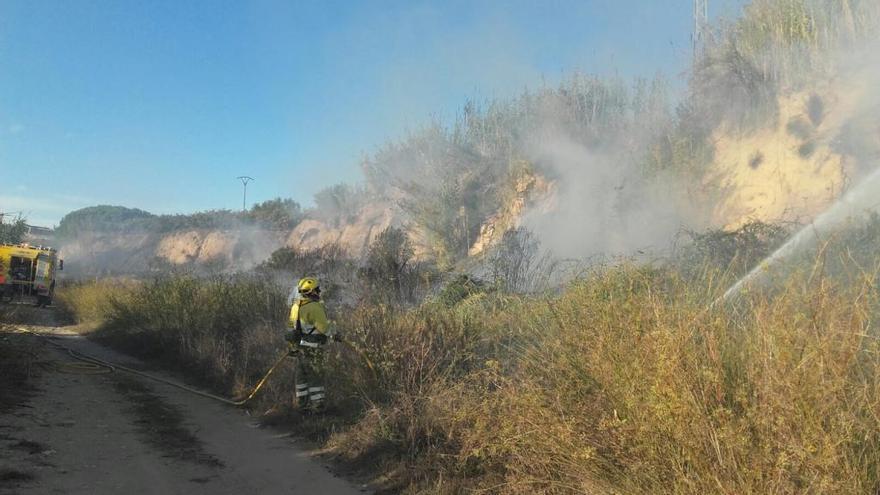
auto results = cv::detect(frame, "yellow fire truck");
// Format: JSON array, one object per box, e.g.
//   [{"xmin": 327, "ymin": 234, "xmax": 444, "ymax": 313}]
[{"xmin": 0, "ymin": 243, "xmax": 63, "ymax": 306}]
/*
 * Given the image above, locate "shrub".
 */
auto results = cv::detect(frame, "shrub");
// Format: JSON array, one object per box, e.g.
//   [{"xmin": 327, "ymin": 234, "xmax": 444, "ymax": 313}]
[
  {"xmin": 435, "ymin": 274, "xmax": 487, "ymax": 307},
  {"xmin": 674, "ymin": 221, "xmax": 790, "ymax": 282},
  {"xmin": 258, "ymin": 243, "xmax": 356, "ymax": 304},
  {"xmin": 312, "ymin": 183, "xmax": 370, "ymax": 227},
  {"xmin": 485, "ymin": 227, "xmax": 557, "ymax": 293},
  {"xmin": 55, "ymin": 206, "xmax": 154, "ymax": 239},
  {"xmin": 261, "ymin": 243, "xmax": 350, "ymax": 275},
  {"xmin": 476, "ymin": 265, "xmax": 880, "ymax": 494},
  {"xmin": 56, "ymin": 199, "xmax": 308, "ymax": 241},
  {"xmin": 0, "ymin": 216, "xmax": 28, "ymax": 244},
  {"xmin": 243, "ymin": 198, "xmax": 304, "ymax": 230},
  {"xmin": 337, "ymin": 258, "xmax": 880, "ymax": 493},
  {"xmin": 359, "ymin": 226, "xmax": 430, "ymax": 305}
]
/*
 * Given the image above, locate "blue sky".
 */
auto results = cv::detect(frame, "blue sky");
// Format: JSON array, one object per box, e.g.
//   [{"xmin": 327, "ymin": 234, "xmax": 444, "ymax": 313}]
[{"xmin": 0, "ymin": 0, "xmax": 746, "ymax": 226}]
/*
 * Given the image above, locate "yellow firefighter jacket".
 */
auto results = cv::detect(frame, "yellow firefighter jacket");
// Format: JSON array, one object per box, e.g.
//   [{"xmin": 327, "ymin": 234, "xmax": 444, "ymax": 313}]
[{"xmin": 288, "ymin": 298, "xmax": 331, "ymax": 335}]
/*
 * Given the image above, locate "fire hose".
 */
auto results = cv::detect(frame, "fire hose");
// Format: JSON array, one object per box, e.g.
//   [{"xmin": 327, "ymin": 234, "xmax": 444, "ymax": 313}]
[
  {"xmin": 15, "ymin": 326, "xmax": 290, "ymax": 406},
  {"xmin": 14, "ymin": 326, "xmax": 377, "ymax": 406}
]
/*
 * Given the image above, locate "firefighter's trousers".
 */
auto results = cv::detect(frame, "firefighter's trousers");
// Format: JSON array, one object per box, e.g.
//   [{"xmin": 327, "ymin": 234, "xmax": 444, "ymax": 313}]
[{"xmin": 295, "ymin": 347, "xmax": 325, "ymax": 409}]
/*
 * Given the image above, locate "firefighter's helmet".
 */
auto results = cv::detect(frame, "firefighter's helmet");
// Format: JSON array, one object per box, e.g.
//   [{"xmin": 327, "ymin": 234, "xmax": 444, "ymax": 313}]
[{"xmin": 297, "ymin": 277, "xmax": 320, "ymax": 297}]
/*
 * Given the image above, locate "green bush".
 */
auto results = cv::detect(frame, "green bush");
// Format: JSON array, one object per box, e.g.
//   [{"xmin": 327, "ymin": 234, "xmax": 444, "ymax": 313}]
[
  {"xmin": 0, "ymin": 216, "xmax": 28, "ymax": 244},
  {"xmin": 243, "ymin": 198, "xmax": 304, "ymax": 230},
  {"xmin": 359, "ymin": 226, "xmax": 432, "ymax": 305},
  {"xmin": 258, "ymin": 243, "xmax": 356, "ymax": 303},
  {"xmin": 261, "ymin": 243, "xmax": 350, "ymax": 275},
  {"xmin": 435, "ymin": 274, "xmax": 487, "ymax": 307},
  {"xmin": 674, "ymin": 221, "xmax": 791, "ymax": 282},
  {"xmin": 56, "ymin": 198, "xmax": 306, "ymax": 240}
]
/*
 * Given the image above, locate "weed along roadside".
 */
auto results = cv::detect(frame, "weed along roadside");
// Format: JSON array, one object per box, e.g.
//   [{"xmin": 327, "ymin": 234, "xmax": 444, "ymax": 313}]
[{"xmin": 54, "ymin": 224, "xmax": 880, "ymax": 494}]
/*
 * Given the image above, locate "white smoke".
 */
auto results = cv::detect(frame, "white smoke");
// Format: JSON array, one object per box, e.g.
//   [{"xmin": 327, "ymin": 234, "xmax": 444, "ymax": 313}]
[
  {"xmin": 521, "ymin": 133, "xmax": 703, "ymax": 260},
  {"xmin": 521, "ymin": 36, "xmax": 880, "ymax": 262}
]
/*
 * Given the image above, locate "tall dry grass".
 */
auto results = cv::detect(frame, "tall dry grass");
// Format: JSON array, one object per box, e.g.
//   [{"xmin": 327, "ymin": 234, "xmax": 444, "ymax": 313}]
[
  {"xmin": 485, "ymin": 267, "xmax": 880, "ymax": 493},
  {"xmin": 56, "ymin": 278, "xmax": 139, "ymax": 325},
  {"xmin": 59, "ymin": 255, "xmax": 880, "ymax": 494},
  {"xmin": 58, "ymin": 274, "xmax": 296, "ymax": 406},
  {"xmin": 325, "ymin": 261, "xmax": 880, "ymax": 494}
]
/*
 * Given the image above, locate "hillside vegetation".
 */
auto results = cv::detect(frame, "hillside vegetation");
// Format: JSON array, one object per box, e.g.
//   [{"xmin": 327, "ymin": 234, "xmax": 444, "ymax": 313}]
[
  {"xmin": 56, "ymin": 199, "xmax": 305, "ymax": 238},
  {"xmin": 59, "ymin": 219, "xmax": 880, "ymax": 493}
]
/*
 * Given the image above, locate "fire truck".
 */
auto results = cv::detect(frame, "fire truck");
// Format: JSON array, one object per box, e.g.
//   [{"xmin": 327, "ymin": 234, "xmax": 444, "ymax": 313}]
[{"xmin": 0, "ymin": 243, "xmax": 63, "ymax": 306}]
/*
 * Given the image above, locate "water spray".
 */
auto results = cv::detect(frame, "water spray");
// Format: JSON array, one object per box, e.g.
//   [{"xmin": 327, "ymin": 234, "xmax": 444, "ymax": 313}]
[{"xmin": 717, "ymin": 165, "xmax": 880, "ymax": 305}]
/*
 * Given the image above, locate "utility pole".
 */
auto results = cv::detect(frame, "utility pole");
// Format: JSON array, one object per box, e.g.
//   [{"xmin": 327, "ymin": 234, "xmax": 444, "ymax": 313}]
[
  {"xmin": 237, "ymin": 176, "xmax": 254, "ymax": 211},
  {"xmin": 693, "ymin": 0, "xmax": 709, "ymax": 62}
]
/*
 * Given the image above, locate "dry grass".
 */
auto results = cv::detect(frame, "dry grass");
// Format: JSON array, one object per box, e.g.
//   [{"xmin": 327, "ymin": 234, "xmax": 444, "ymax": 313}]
[
  {"xmin": 326, "ymin": 261, "xmax": 880, "ymax": 494},
  {"xmin": 487, "ymin": 268, "xmax": 880, "ymax": 493},
  {"xmin": 58, "ymin": 274, "xmax": 296, "ymax": 406},
  {"xmin": 58, "ymin": 255, "xmax": 880, "ymax": 494},
  {"xmin": 56, "ymin": 278, "xmax": 139, "ymax": 325}
]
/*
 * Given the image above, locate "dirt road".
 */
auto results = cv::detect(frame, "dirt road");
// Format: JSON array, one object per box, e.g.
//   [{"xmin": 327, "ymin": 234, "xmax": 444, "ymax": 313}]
[{"xmin": 0, "ymin": 314, "xmax": 365, "ymax": 494}]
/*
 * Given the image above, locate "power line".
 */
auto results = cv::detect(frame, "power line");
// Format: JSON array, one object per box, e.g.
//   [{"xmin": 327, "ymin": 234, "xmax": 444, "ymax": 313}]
[{"xmin": 236, "ymin": 176, "xmax": 255, "ymax": 211}]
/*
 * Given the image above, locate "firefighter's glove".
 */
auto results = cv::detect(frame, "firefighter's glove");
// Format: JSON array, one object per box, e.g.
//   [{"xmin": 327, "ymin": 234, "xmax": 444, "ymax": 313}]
[{"xmin": 287, "ymin": 342, "xmax": 299, "ymax": 357}]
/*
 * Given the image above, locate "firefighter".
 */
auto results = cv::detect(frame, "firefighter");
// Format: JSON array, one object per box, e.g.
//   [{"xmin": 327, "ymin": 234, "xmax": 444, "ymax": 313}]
[{"xmin": 285, "ymin": 277, "xmax": 339, "ymax": 412}]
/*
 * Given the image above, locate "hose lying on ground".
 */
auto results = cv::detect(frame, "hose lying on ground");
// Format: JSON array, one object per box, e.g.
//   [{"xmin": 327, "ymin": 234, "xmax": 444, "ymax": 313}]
[
  {"xmin": 13, "ymin": 326, "xmax": 288, "ymax": 406},
  {"xmin": 48, "ymin": 360, "xmax": 113, "ymax": 375}
]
